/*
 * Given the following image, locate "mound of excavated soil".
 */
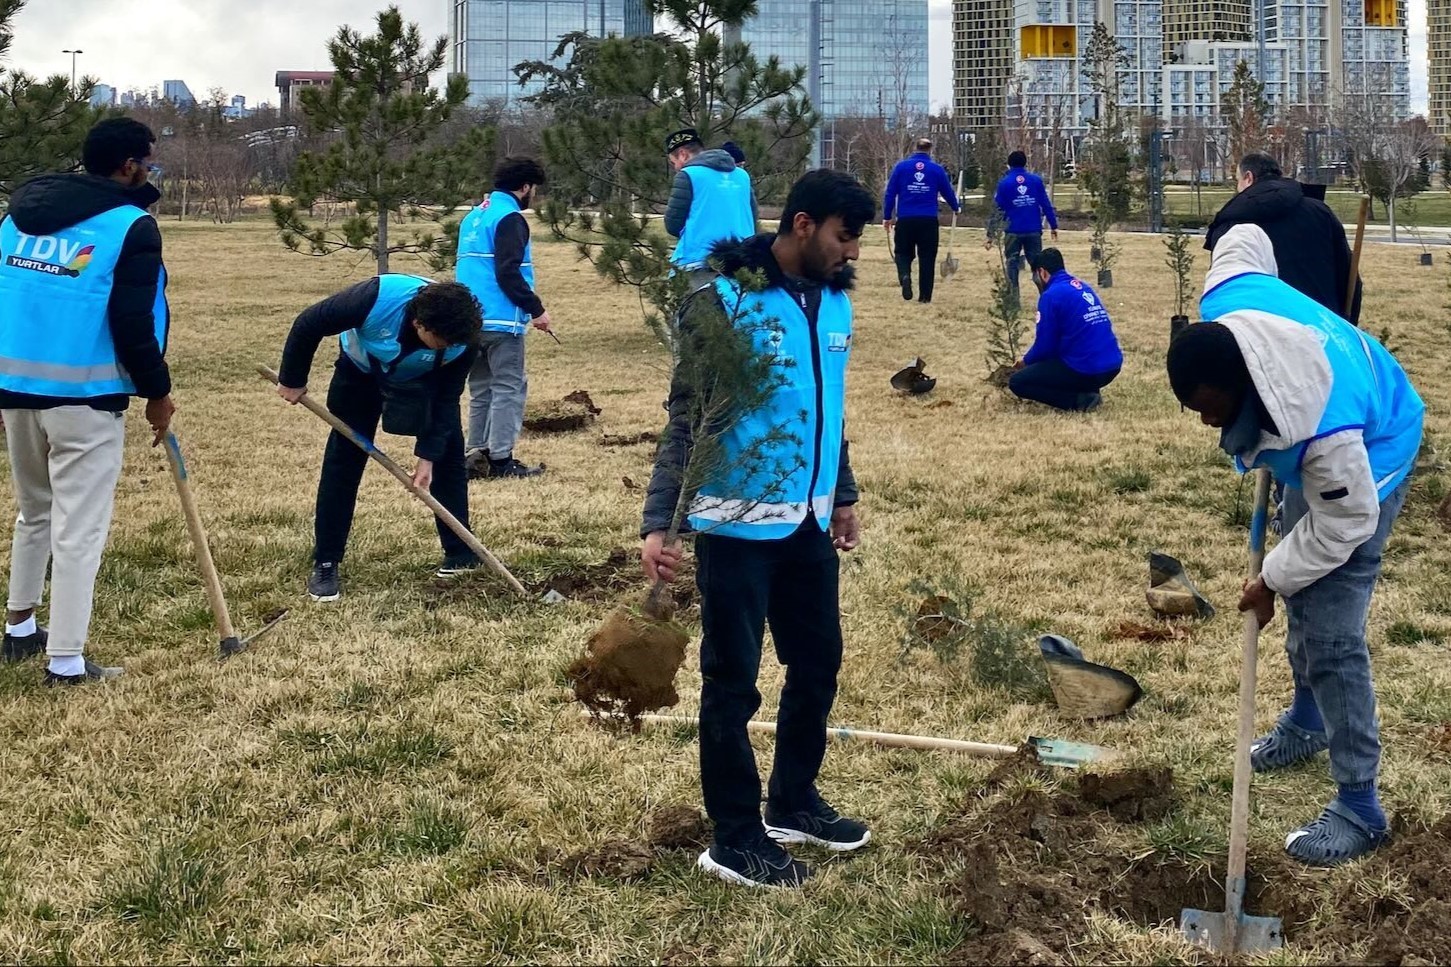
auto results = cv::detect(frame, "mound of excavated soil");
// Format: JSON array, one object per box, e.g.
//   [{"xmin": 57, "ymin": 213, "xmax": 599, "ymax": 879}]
[
  {"xmin": 567, "ymin": 603, "xmax": 689, "ymax": 724},
  {"xmin": 536, "ymin": 547, "xmax": 695, "ymax": 610}
]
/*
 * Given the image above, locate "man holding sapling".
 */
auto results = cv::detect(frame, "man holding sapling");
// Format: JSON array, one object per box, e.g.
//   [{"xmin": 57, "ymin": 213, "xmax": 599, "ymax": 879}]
[
  {"xmin": 641, "ymin": 170, "xmax": 874, "ymax": 888},
  {"xmin": 1008, "ymin": 249, "xmax": 1122, "ymax": 412},
  {"xmin": 1167, "ymin": 224, "xmax": 1423, "ymax": 865}
]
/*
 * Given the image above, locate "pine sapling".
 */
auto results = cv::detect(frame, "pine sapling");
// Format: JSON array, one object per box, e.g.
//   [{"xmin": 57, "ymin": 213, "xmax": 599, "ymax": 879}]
[
  {"xmin": 1164, "ymin": 222, "xmax": 1195, "ymax": 320},
  {"xmin": 983, "ymin": 212, "xmax": 1026, "ymax": 383}
]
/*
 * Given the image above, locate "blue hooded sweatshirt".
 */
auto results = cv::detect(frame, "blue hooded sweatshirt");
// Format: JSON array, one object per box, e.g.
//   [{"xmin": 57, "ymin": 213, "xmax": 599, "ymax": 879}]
[
  {"xmin": 883, "ymin": 153, "xmax": 960, "ymax": 220},
  {"xmin": 1023, "ymin": 271, "xmax": 1123, "ymax": 375},
  {"xmin": 994, "ymin": 167, "xmax": 1058, "ymax": 235}
]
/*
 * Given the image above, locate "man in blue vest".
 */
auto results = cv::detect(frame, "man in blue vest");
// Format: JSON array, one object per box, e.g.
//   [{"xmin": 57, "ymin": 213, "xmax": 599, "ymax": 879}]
[
  {"xmin": 1167, "ymin": 223, "xmax": 1424, "ymax": 866},
  {"xmin": 0, "ymin": 117, "xmax": 175, "ymax": 686},
  {"xmin": 992, "ymin": 150, "xmax": 1059, "ymax": 292},
  {"xmin": 883, "ymin": 138, "xmax": 960, "ymax": 304},
  {"xmin": 456, "ymin": 156, "xmax": 553, "ymax": 480},
  {"xmin": 275, "ymin": 276, "xmax": 483, "ymax": 601},
  {"xmin": 641, "ymin": 169, "xmax": 875, "ymax": 888},
  {"xmin": 663, "ymin": 128, "xmax": 758, "ymax": 283},
  {"xmin": 1009, "ymin": 249, "xmax": 1122, "ymax": 411}
]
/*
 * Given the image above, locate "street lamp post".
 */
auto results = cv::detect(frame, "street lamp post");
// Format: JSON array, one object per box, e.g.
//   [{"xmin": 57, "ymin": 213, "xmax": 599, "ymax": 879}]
[{"xmin": 61, "ymin": 48, "xmax": 83, "ymax": 90}]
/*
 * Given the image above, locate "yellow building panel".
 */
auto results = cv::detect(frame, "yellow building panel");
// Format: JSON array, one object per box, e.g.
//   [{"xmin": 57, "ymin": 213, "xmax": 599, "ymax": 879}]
[
  {"xmin": 1020, "ymin": 24, "xmax": 1076, "ymax": 59},
  {"xmin": 1365, "ymin": 0, "xmax": 1398, "ymax": 27}
]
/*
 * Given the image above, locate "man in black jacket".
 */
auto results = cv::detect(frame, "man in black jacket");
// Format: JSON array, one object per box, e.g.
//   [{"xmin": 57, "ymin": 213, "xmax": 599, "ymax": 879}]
[
  {"xmin": 275, "ymin": 277, "xmax": 482, "ymax": 601},
  {"xmin": 1206, "ymin": 153, "xmax": 1362, "ymax": 324},
  {"xmin": 642, "ymin": 170, "xmax": 873, "ymax": 888},
  {"xmin": 0, "ymin": 117, "xmax": 175, "ymax": 686}
]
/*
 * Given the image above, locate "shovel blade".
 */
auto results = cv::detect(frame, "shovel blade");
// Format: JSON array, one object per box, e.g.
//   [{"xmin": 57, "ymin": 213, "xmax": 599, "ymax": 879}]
[
  {"xmin": 940, "ymin": 255, "xmax": 959, "ymax": 279},
  {"xmin": 1179, "ymin": 909, "xmax": 1283, "ymax": 954},
  {"xmin": 1027, "ymin": 735, "xmax": 1119, "ymax": 768}
]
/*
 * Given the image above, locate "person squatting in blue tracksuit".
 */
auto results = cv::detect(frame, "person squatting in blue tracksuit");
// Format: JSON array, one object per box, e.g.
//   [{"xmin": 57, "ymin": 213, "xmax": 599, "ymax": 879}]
[
  {"xmin": 1009, "ymin": 249, "xmax": 1122, "ymax": 412},
  {"xmin": 992, "ymin": 150, "xmax": 1059, "ymax": 291},
  {"xmin": 882, "ymin": 138, "xmax": 960, "ymax": 304},
  {"xmin": 275, "ymin": 275, "xmax": 484, "ymax": 602},
  {"xmin": 641, "ymin": 170, "xmax": 876, "ymax": 889},
  {"xmin": 1168, "ymin": 224, "xmax": 1424, "ymax": 867}
]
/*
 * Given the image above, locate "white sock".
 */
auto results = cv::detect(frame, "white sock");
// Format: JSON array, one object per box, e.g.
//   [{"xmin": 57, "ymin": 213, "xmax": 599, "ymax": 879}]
[
  {"xmin": 48, "ymin": 654, "xmax": 84, "ymax": 677},
  {"xmin": 5, "ymin": 616, "xmax": 37, "ymax": 637}
]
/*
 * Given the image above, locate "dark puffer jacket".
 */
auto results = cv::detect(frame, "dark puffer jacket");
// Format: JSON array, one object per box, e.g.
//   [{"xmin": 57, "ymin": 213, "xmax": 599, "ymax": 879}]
[{"xmin": 1205, "ymin": 177, "xmax": 1362, "ymax": 325}]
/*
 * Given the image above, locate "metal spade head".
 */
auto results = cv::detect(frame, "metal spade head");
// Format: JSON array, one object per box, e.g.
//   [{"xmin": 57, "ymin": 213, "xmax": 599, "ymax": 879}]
[
  {"xmin": 891, "ymin": 358, "xmax": 936, "ymax": 395},
  {"xmin": 1179, "ymin": 908, "xmax": 1284, "ymax": 956},
  {"xmin": 940, "ymin": 251, "xmax": 960, "ymax": 279}
]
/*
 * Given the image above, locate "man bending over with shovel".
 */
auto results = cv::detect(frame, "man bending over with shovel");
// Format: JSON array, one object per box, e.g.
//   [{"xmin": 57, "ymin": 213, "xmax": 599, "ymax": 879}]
[
  {"xmin": 642, "ymin": 170, "xmax": 875, "ymax": 888},
  {"xmin": 276, "ymin": 277, "xmax": 483, "ymax": 601},
  {"xmin": 1167, "ymin": 224, "xmax": 1423, "ymax": 865}
]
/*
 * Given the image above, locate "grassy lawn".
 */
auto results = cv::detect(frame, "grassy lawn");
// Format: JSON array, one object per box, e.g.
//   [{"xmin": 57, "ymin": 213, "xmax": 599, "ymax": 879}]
[{"xmin": 0, "ymin": 220, "xmax": 1448, "ymax": 963}]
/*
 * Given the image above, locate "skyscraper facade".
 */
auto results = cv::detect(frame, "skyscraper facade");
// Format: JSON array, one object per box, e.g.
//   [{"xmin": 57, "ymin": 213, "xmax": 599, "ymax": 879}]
[
  {"xmin": 449, "ymin": 0, "xmax": 654, "ymax": 106},
  {"xmin": 740, "ymin": 0, "xmax": 930, "ymax": 121},
  {"xmin": 1431, "ymin": 0, "xmax": 1451, "ymax": 136},
  {"xmin": 953, "ymin": 0, "xmax": 1016, "ymax": 128}
]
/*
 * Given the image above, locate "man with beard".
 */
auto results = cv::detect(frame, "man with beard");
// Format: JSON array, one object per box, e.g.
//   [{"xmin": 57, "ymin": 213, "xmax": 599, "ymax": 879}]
[
  {"xmin": 1205, "ymin": 152, "xmax": 1362, "ymax": 324},
  {"xmin": 1008, "ymin": 249, "xmax": 1122, "ymax": 412},
  {"xmin": 641, "ymin": 170, "xmax": 874, "ymax": 888}
]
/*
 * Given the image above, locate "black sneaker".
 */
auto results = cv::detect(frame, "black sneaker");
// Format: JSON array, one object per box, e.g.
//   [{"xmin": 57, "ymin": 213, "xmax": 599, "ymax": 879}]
[
  {"xmin": 899, "ymin": 274, "xmax": 913, "ymax": 301},
  {"xmin": 308, "ymin": 562, "xmax": 340, "ymax": 602},
  {"xmin": 487, "ymin": 457, "xmax": 545, "ymax": 479},
  {"xmin": 3, "ymin": 626, "xmax": 46, "ymax": 662},
  {"xmin": 697, "ymin": 836, "xmax": 813, "ymax": 888},
  {"xmin": 436, "ymin": 554, "xmax": 482, "ymax": 579},
  {"xmin": 764, "ymin": 799, "xmax": 872, "ymax": 852},
  {"xmin": 43, "ymin": 658, "xmax": 124, "ymax": 687}
]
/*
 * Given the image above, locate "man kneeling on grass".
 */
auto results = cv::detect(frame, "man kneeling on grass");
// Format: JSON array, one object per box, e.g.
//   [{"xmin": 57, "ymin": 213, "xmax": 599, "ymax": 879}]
[
  {"xmin": 641, "ymin": 170, "xmax": 874, "ymax": 888},
  {"xmin": 275, "ymin": 276, "xmax": 483, "ymax": 601},
  {"xmin": 1167, "ymin": 224, "xmax": 1424, "ymax": 866},
  {"xmin": 1009, "ymin": 249, "xmax": 1122, "ymax": 412}
]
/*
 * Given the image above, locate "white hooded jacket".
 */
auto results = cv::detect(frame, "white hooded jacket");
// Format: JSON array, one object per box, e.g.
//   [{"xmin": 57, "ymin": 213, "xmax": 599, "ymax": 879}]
[{"xmin": 1200, "ymin": 224, "xmax": 1419, "ymax": 598}]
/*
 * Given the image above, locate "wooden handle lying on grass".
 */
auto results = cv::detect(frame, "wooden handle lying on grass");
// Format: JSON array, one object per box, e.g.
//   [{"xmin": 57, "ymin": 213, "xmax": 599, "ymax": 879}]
[
  {"xmin": 255, "ymin": 363, "xmax": 528, "ymax": 598},
  {"xmin": 639, "ymin": 714, "xmax": 1021, "ymax": 758}
]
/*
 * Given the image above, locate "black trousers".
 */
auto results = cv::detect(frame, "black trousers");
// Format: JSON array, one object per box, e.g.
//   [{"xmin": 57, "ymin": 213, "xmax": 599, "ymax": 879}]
[
  {"xmin": 1008, "ymin": 358, "xmax": 1120, "ymax": 411},
  {"xmin": 1004, "ymin": 231, "xmax": 1043, "ymax": 290},
  {"xmin": 893, "ymin": 216, "xmax": 940, "ymax": 302},
  {"xmin": 695, "ymin": 520, "xmax": 843, "ymax": 846},
  {"xmin": 313, "ymin": 355, "xmax": 472, "ymax": 564}
]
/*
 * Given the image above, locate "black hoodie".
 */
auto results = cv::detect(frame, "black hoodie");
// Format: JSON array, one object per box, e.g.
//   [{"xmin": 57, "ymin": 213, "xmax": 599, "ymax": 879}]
[
  {"xmin": 1204, "ymin": 177, "xmax": 1362, "ymax": 325},
  {"xmin": 0, "ymin": 173, "xmax": 172, "ymax": 411},
  {"xmin": 641, "ymin": 233, "xmax": 859, "ymax": 537}
]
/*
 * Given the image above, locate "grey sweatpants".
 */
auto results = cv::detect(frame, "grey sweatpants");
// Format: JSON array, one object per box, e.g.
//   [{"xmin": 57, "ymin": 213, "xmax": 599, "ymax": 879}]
[
  {"xmin": 466, "ymin": 330, "xmax": 528, "ymax": 460},
  {"xmin": 3, "ymin": 406, "xmax": 126, "ymax": 658}
]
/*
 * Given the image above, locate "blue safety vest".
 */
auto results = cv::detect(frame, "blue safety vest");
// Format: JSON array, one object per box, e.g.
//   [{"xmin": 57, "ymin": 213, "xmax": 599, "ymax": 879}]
[
  {"xmin": 0, "ymin": 206, "xmax": 168, "ymax": 397},
  {"xmin": 686, "ymin": 278, "xmax": 852, "ymax": 540},
  {"xmin": 672, "ymin": 165, "xmax": 756, "ymax": 270},
  {"xmin": 456, "ymin": 191, "xmax": 535, "ymax": 334},
  {"xmin": 1201, "ymin": 273, "xmax": 1424, "ymax": 500},
  {"xmin": 341, "ymin": 274, "xmax": 468, "ymax": 381}
]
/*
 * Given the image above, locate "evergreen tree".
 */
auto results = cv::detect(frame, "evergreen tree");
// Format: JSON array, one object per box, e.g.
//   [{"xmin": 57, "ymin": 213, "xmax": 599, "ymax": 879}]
[
  {"xmin": 269, "ymin": 5, "xmax": 494, "ymax": 275},
  {"xmin": 1079, "ymin": 22, "xmax": 1133, "ymax": 221},
  {"xmin": 1222, "ymin": 60, "xmax": 1268, "ymax": 173},
  {"xmin": 0, "ymin": 0, "xmax": 103, "ymax": 195},
  {"xmin": 516, "ymin": 0, "xmax": 817, "ymax": 326}
]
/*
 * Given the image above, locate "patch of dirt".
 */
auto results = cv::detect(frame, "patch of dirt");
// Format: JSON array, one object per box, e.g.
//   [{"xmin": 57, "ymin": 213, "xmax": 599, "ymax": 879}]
[
  {"xmin": 1437, "ymin": 492, "xmax": 1451, "ymax": 532},
  {"xmin": 567, "ymin": 600, "xmax": 689, "ymax": 724},
  {"xmin": 563, "ymin": 839, "xmax": 654, "ymax": 880},
  {"xmin": 1428, "ymin": 723, "xmax": 1451, "ymax": 760},
  {"xmin": 563, "ymin": 389, "xmax": 602, "ymax": 415},
  {"xmin": 985, "ymin": 364, "xmax": 1014, "ymax": 388},
  {"xmin": 622, "ymin": 476, "xmax": 644, "ymax": 491},
  {"xmin": 983, "ymin": 746, "xmax": 1050, "ymax": 789},
  {"xmin": 523, "ymin": 392, "xmax": 600, "ymax": 433},
  {"xmin": 1077, "ymin": 766, "xmax": 1176, "ymax": 823},
  {"xmin": 537, "ymin": 547, "xmax": 696, "ymax": 612},
  {"xmin": 648, "ymin": 805, "xmax": 711, "ymax": 851},
  {"xmin": 926, "ymin": 399, "xmax": 955, "ymax": 410},
  {"xmin": 600, "ymin": 431, "xmax": 658, "ymax": 448},
  {"xmin": 912, "ymin": 594, "xmax": 965, "ymax": 643},
  {"xmin": 1112, "ymin": 620, "xmax": 1191, "ymax": 643}
]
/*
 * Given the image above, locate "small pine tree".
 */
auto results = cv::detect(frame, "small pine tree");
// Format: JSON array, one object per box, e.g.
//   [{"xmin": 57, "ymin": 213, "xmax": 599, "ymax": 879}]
[
  {"xmin": 983, "ymin": 211, "xmax": 1026, "ymax": 377},
  {"xmin": 1091, "ymin": 203, "xmax": 1120, "ymax": 273},
  {"xmin": 1222, "ymin": 60, "xmax": 1269, "ymax": 172},
  {"xmin": 1164, "ymin": 222, "xmax": 1196, "ymax": 317},
  {"xmin": 0, "ymin": 0, "xmax": 102, "ymax": 195},
  {"xmin": 269, "ymin": 5, "xmax": 494, "ymax": 275}
]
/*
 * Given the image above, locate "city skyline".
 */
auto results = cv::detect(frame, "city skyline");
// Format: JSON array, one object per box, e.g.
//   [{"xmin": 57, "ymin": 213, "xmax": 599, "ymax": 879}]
[{"xmin": 0, "ymin": 0, "xmax": 1433, "ymax": 117}]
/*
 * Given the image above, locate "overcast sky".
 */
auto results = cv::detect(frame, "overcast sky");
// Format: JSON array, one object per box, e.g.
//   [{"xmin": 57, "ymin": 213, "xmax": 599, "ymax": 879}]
[{"xmin": 2, "ymin": 0, "xmax": 1429, "ymax": 114}]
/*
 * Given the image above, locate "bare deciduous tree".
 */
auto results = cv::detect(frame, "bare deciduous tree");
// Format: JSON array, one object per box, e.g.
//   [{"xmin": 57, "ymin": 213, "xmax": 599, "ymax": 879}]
[{"xmin": 1335, "ymin": 77, "xmax": 1437, "ymax": 242}]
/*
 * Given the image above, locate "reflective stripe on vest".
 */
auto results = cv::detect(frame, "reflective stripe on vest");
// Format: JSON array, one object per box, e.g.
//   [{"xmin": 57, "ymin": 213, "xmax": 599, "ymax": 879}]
[
  {"xmin": 340, "ymin": 274, "xmax": 468, "ymax": 381},
  {"xmin": 686, "ymin": 277, "xmax": 853, "ymax": 541},
  {"xmin": 0, "ymin": 206, "xmax": 168, "ymax": 398},
  {"xmin": 456, "ymin": 191, "xmax": 535, "ymax": 334},
  {"xmin": 1203, "ymin": 274, "xmax": 1425, "ymax": 500},
  {"xmin": 672, "ymin": 166, "xmax": 756, "ymax": 270}
]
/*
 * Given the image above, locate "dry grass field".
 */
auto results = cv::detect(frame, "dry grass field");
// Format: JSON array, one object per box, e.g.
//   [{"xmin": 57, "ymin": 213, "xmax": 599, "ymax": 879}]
[{"xmin": 1, "ymin": 218, "xmax": 1449, "ymax": 965}]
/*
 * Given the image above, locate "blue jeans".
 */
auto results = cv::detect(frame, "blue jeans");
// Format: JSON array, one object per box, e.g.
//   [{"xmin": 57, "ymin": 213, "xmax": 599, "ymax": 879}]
[{"xmin": 1279, "ymin": 479, "xmax": 1410, "ymax": 788}]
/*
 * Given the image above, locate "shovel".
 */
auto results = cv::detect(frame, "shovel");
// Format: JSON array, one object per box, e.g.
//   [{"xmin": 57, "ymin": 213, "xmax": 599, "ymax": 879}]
[
  {"xmin": 939, "ymin": 170, "xmax": 964, "ymax": 280},
  {"xmin": 163, "ymin": 431, "xmax": 289, "ymax": 659},
  {"xmin": 1180, "ymin": 468, "xmax": 1283, "ymax": 955},
  {"xmin": 637, "ymin": 714, "xmax": 1116, "ymax": 769},
  {"xmin": 254, "ymin": 364, "xmax": 532, "ymax": 599}
]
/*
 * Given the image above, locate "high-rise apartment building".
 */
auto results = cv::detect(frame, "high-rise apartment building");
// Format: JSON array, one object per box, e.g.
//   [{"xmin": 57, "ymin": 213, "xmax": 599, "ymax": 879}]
[
  {"xmin": 449, "ymin": 0, "xmax": 654, "ymax": 106},
  {"xmin": 1163, "ymin": 0, "xmax": 1251, "ymax": 57},
  {"xmin": 740, "ymin": 0, "xmax": 930, "ymax": 121},
  {"xmin": 1431, "ymin": 0, "xmax": 1451, "ymax": 136},
  {"xmin": 953, "ymin": 0, "xmax": 1015, "ymax": 127}
]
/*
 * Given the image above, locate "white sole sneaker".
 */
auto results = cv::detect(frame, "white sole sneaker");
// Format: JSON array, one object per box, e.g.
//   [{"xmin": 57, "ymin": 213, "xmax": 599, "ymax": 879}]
[
  {"xmin": 698, "ymin": 849, "xmax": 775, "ymax": 888},
  {"xmin": 764, "ymin": 824, "xmax": 872, "ymax": 852},
  {"xmin": 308, "ymin": 591, "xmax": 339, "ymax": 603}
]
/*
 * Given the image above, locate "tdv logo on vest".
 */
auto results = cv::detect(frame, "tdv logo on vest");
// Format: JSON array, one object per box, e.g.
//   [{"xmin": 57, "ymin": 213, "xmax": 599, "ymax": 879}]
[
  {"xmin": 5, "ymin": 233, "xmax": 95, "ymax": 278},
  {"xmin": 827, "ymin": 332, "xmax": 851, "ymax": 352}
]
